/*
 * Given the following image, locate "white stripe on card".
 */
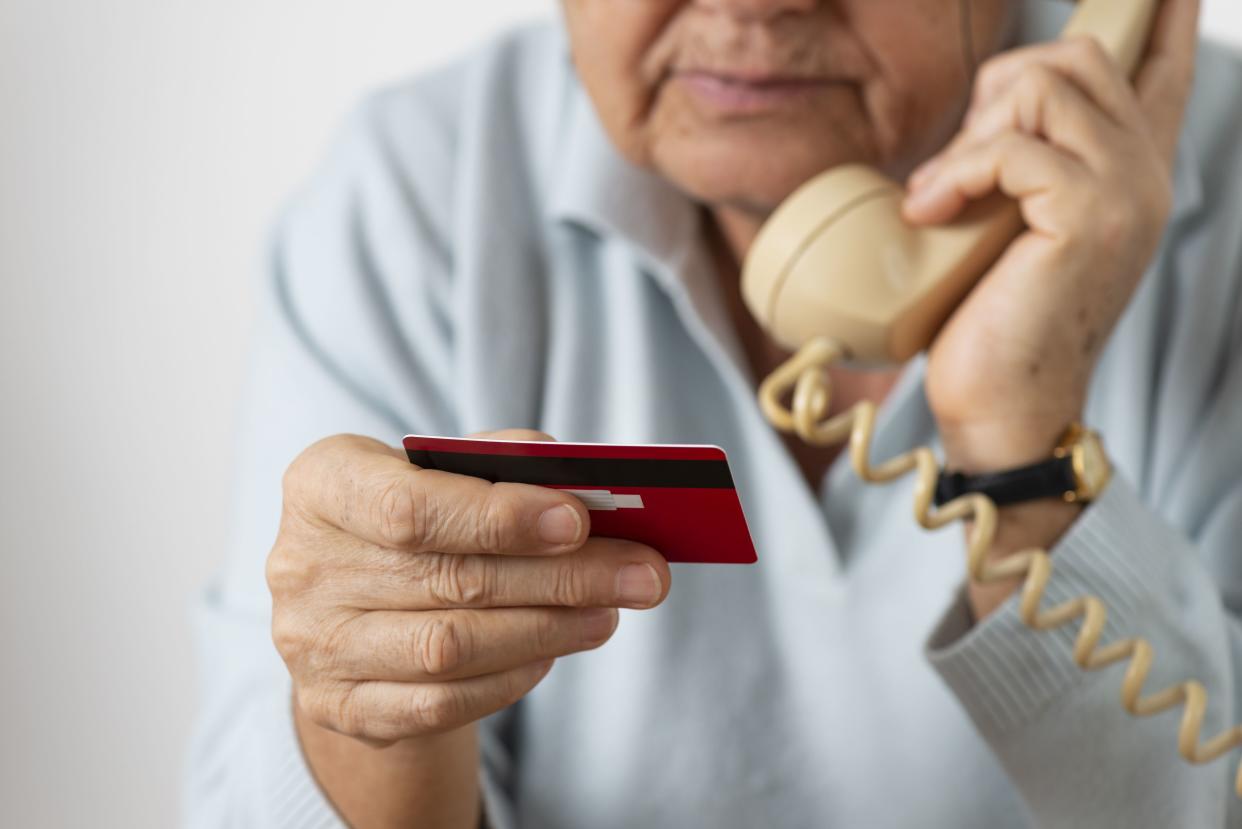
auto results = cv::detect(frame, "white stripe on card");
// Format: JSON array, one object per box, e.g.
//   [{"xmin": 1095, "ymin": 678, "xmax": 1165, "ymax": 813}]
[{"xmin": 563, "ymin": 490, "xmax": 645, "ymax": 511}]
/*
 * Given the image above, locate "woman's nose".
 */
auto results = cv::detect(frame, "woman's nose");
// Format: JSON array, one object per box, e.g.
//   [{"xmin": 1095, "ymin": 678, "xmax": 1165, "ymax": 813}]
[{"xmin": 693, "ymin": 0, "xmax": 819, "ymax": 23}]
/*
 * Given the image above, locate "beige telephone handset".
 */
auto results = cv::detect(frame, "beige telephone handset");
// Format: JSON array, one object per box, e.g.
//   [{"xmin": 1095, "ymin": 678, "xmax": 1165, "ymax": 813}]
[{"xmin": 745, "ymin": 0, "xmax": 1242, "ymax": 799}]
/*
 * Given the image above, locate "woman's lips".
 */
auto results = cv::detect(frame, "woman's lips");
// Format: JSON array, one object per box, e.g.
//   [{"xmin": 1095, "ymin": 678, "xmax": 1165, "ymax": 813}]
[{"xmin": 673, "ymin": 70, "xmax": 835, "ymax": 115}]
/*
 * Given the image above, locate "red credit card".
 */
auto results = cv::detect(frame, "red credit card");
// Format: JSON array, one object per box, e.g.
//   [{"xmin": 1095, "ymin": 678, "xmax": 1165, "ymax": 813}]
[{"xmin": 402, "ymin": 435, "xmax": 757, "ymax": 564}]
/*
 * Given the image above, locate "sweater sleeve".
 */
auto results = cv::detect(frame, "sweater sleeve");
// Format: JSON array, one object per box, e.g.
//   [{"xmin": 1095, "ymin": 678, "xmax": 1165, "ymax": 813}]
[
  {"xmin": 182, "ymin": 85, "xmax": 521, "ymax": 827},
  {"xmin": 926, "ymin": 246, "xmax": 1242, "ymax": 824}
]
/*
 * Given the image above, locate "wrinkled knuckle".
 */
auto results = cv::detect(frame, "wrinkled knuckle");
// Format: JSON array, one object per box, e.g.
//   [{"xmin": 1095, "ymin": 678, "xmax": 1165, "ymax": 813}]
[
  {"xmin": 265, "ymin": 544, "xmax": 317, "ymax": 598},
  {"xmin": 415, "ymin": 615, "xmax": 471, "ymax": 678},
  {"xmin": 407, "ymin": 686, "xmax": 461, "ymax": 734},
  {"xmin": 551, "ymin": 560, "xmax": 589, "ymax": 607},
  {"xmin": 301, "ymin": 678, "xmax": 395, "ymax": 742},
  {"xmin": 270, "ymin": 612, "xmax": 308, "ymax": 665},
  {"xmin": 408, "ymin": 551, "xmax": 442, "ymax": 590},
  {"xmin": 264, "ymin": 547, "xmax": 292, "ymax": 596},
  {"xmin": 477, "ymin": 490, "xmax": 521, "ymax": 555},
  {"xmin": 473, "ymin": 556, "xmax": 499, "ymax": 601},
  {"xmin": 296, "ymin": 684, "xmax": 342, "ymax": 733},
  {"xmin": 305, "ymin": 616, "xmax": 354, "ymax": 677},
  {"xmin": 429, "ymin": 554, "xmax": 488, "ymax": 606},
  {"xmin": 374, "ymin": 477, "xmax": 425, "ymax": 549},
  {"xmin": 330, "ymin": 684, "xmax": 375, "ymax": 740}
]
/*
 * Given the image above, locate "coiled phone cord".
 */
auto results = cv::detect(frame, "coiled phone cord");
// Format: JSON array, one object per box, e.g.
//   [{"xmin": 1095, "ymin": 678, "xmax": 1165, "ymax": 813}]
[{"xmin": 758, "ymin": 335, "xmax": 1242, "ymax": 796}]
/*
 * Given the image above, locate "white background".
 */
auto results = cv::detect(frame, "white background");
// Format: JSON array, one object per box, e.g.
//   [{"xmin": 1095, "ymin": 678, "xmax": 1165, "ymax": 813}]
[{"xmin": 1, "ymin": 2, "xmax": 1239, "ymax": 826}]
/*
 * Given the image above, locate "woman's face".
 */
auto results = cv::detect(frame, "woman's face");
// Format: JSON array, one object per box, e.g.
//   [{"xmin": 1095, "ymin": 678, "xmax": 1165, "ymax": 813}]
[{"xmin": 562, "ymin": 0, "xmax": 1014, "ymax": 217}]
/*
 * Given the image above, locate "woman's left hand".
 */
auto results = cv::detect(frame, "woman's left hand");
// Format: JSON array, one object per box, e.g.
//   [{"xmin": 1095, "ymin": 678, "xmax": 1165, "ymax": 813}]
[{"xmin": 903, "ymin": 0, "xmax": 1201, "ymax": 473}]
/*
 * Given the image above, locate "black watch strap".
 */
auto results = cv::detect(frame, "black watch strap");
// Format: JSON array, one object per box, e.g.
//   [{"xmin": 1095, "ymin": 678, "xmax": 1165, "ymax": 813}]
[{"xmin": 933, "ymin": 456, "xmax": 1078, "ymax": 507}]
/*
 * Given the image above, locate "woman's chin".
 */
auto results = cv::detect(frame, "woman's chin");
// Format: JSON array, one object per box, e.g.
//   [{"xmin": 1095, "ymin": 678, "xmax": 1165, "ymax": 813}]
[{"xmin": 652, "ymin": 136, "xmax": 872, "ymax": 217}]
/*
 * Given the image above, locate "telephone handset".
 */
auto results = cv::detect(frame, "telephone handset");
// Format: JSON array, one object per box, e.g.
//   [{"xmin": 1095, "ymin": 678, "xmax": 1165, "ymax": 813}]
[
  {"xmin": 744, "ymin": 0, "xmax": 1242, "ymax": 800},
  {"xmin": 742, "ymin": 0, "xmax": 1156, "ymax": 364}
]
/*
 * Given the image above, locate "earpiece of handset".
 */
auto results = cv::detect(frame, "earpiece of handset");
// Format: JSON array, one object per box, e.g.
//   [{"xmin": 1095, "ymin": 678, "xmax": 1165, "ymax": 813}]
[
  {"xmin": 741, "ymin": 165, "xmax": 1022, "ymax": 365},
  {"xmin": 741, "ymin": 0, "xmax": 1159, "ymax": 366}
]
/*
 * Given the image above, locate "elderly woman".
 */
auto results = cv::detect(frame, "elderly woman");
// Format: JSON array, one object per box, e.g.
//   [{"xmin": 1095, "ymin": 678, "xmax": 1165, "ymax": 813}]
[{"xmin": 188, "ymin": 0, "xmax": 1242, "ymax": 826}]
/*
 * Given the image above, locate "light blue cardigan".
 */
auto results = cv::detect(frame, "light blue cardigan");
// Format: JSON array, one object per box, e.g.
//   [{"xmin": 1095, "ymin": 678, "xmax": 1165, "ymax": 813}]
[{"xmin": 186, "ymin": 4, "xmax": 1242, "ymax": 827}]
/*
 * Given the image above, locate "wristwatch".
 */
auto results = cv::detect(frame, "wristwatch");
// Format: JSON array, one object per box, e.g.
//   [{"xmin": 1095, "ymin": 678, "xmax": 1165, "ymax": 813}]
[{"xmin": 933, "ymin": 422, "xmax": 1113, "ymax": 507}]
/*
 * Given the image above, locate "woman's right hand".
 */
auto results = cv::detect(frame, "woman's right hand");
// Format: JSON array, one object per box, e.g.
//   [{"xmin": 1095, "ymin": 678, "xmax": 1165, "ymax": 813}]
[{"xmin": 268, "ymin": 430, "xmax": 671, "ymax": 746}]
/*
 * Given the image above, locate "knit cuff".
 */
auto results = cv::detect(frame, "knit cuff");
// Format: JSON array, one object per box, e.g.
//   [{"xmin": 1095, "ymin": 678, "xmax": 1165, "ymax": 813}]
[{"xmin": 926, "ymin": 473, "xmax": 1174, "ymax": 737}]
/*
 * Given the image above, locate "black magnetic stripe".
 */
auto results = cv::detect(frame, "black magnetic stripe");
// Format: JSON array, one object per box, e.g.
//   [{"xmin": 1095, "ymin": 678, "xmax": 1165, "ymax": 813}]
[{"xmin": 405, "ymin": 449, "xmax": 735, "ymax": 489}]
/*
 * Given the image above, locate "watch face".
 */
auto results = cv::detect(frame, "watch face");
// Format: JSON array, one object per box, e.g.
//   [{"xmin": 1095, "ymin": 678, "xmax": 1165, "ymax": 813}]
[{"xmin": 1074, "ymin": 434, "xmax": 1112, "ymax": 498}]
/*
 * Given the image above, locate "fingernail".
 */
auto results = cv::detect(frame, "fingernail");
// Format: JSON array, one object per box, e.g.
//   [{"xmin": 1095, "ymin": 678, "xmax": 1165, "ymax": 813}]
[
  {"xmin": 615, "ymin": 563, "xmax": 662, "ymax": 607},
  {"xmin": 579, "ymin": 607, "xmax": 619, "ymax": 645},
  {"xmin": 538, "ymin": 505, "xmax": 582, "ymax": 546}
]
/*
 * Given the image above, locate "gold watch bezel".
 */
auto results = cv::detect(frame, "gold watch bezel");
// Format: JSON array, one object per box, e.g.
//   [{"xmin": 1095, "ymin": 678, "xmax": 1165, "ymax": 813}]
[{"xmin": 1052, "ymin": 423, "xmax": 1112, "ymax": 503}]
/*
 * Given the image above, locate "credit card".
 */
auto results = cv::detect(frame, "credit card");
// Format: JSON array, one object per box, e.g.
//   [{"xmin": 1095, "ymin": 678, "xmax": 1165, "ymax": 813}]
[{"xmin": 402, "ymin": 435, "xmax": 758, "ymax": 564}]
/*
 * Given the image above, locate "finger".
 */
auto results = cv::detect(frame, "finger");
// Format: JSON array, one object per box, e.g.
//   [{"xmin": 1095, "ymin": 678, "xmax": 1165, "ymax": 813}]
[
  {"xmin": 321, "ymin": 536, "xmax": 671, "ymax": 612},
  {"xmin": 924, "ymin": 63, "xmax": 1126, "ymax": 183},
  {"xmin": 299, "ymin": 660, "xmax": 554, "ymax": 743},
  {"xmin": 910, "ymin": 59, "xmax": 1122, "ymax": 191},
  {"xmin": 965, "ymin": 38, "xmax": 1145, "ymax": 130},
  {"xmin": 1135, "ymin": 0, "xmax": 1200, "ymax": 162},
  {"xmin": 286, "ymin": 434, "xmax": 590, "ymax": 556},
  {"xmin": 904, "ymin": 130, "xmax": 1089, "ymax": 232},
  {"xmin": 975, "ymin": 62, "xmax": 1126, "ymax": 170},
  {"xmin": 330, "ymin": 606, "xmax": 619, "ymax": 682}
]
